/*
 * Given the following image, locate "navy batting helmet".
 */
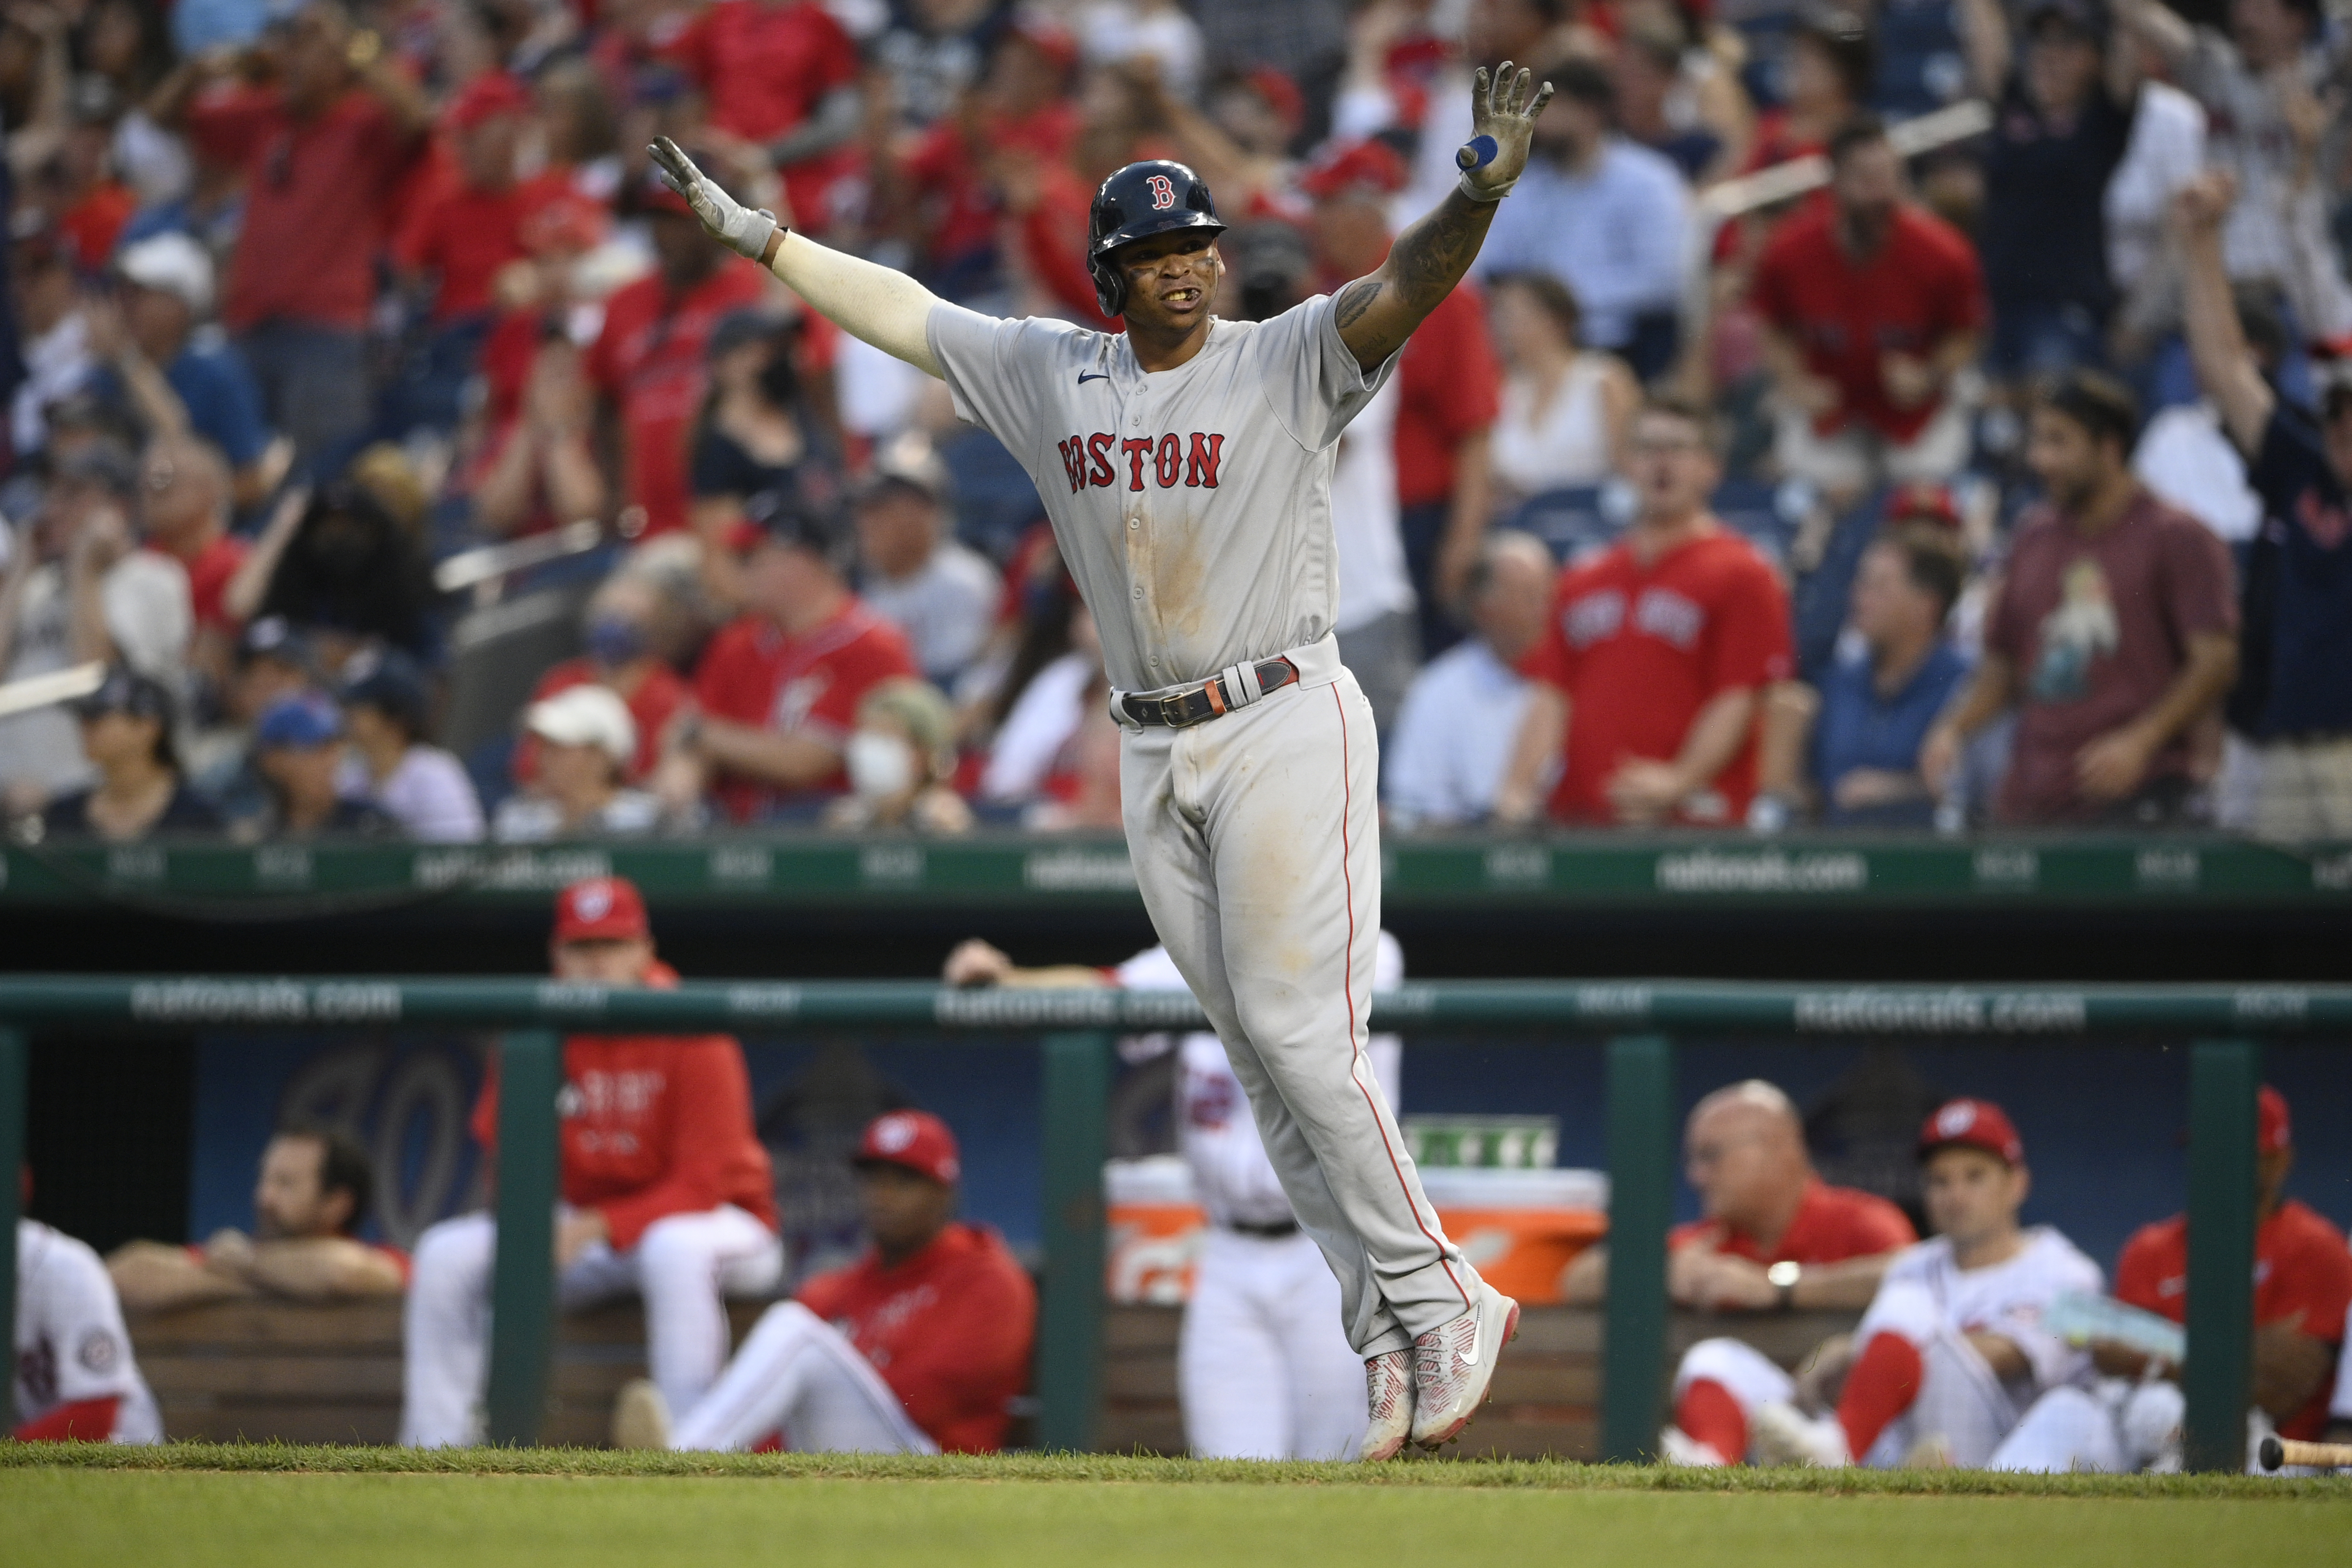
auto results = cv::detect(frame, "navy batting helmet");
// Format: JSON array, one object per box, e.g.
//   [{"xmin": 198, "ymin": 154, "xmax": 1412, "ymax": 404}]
[{"xmin": 1087, "ymin": 160, "xmax": 1226, "ymax": 318}]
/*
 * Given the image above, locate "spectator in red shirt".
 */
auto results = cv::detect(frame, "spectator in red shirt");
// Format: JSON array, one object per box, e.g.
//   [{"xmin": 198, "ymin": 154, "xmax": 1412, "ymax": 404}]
[
  {"xmin": 1496, "ymin": 397, "xmax": 1795, "ymax": 826},
  {"xmin": 1750, "ymin": 116, "xmax": 1986, "ymax": 506},
  {"xmin": 662, "ymin": 495, "xmax": 920, "ymax": 823},
  {"xmin": 1922, "ymin": 372, "xmax": 2238, "ymax": 825},
  {"xmin": 395, "ymin": 74, "xmax": 550, "ymax": 326},
  {"xmin": 159, "ymin": 1, "xmax": 432, "ymax": 473},
  {"xmin": 401, "ymin": 877, "xmax": 783, "ymax": 1446},
  {"xmin": 587, "ymin": 171, "xmax": 768, "ymax": 536},
  {"xmin": 667, "ymin": 0, "xmax": 863, "ymax": 233},
  {"xmin": 615, "ymin": 1109, "xmax": 1037, "ymax": 1454},
  {"xmin": 1992, "ymin": 1087, "xmax": 2352, "ymax": 1471},
  {"xmin": 514, "ymin": 575, "xmax": 693, "ymax": 788}
]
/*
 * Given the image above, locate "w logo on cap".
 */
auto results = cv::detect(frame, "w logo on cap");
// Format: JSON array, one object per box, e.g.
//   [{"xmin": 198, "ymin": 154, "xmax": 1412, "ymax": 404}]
[
  {"xmin": 572, "ymin": 881, "xmax": 616, "ymax": 922},
  {"xmin": 871, "ymin": 1113, "xmax": 920, "ymax": 1153},
  {"xmin": 1936, "ymin": 1101, "xmax": 1979, "ymax": 1139}
]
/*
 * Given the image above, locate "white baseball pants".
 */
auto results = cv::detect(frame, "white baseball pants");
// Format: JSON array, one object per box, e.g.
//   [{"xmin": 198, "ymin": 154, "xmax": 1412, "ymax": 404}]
[
  {"xmin": 1120, "ymin": 643, "xmax": 1479, "ymax": 1358},
  {"xmin": 1180, "ymin": 1226, "xmax": 1368, "ymax": 1460},
  {"xmin": 399, "ymin": 1203, "xmax": 782, "ymax": 1447},
  {"xmin": 669, "ymin": 1302, "xmax": 936, "ymax": 1454}
]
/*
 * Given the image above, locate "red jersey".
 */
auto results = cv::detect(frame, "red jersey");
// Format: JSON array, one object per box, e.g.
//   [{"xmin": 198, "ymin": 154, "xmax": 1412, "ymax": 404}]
[
  {"xmin": 795, "ymin": 1223, "xmax": 1036, "ymax": 1453},
  {"xmin": 59, "ymin": 183, "xmax": 134, "ymax": 272},
  {"xmin": 514, "ymin": 658, "xmax": 691, "ymax": 786},
  {"xmin": 395, "ymin": 170, "xmax": 573, "ymax": 322},
  {"xmin": 690, "ymin": 599, "xmax": 919, "ymax": 821},
  {"xmin": 1669, "ymin": 1178, "xmax": 1917, "ymax": 1263},
  {"xmin": 150, "ymin": 534, "xmax": 248, "ymax": 634},
  {"xmin": 1748, "ymin": 203, "xmax": 1987, "ymax": 443},
  {"xmin": 186, "ymin": 85, "xmax": 422, "ymax": 332},
  {"xmin": 470, "ymin": 966, "xmax": 775, "ymax": 1250},
  {"xmin": 1395, "ymin": 280, "xmax": 1500, "ymax": 508},
  {"xmin": 667, "ymin": 0, "xmax": 860, "ymax": 225},
  {"xmin": 1521, "ymin": 527, "xmax": 1793, "ymax": 823},
  {"xmin": 587, "ymin": 261, "xmax": 767, "ymax": 536},
  {"xmin": 902, "ymin": 103, "xmax": 1082, "ymax": 276},
  {"xmin": 2115, "ymin": 1200, "xmax": 2352, "ymax": 1440}
]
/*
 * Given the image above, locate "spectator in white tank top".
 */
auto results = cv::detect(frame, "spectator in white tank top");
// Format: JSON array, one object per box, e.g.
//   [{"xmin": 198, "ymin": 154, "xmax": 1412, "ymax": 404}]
[{"xmin": 1485, "ymin": 273, "xmax": 1640, "ymax": 513}]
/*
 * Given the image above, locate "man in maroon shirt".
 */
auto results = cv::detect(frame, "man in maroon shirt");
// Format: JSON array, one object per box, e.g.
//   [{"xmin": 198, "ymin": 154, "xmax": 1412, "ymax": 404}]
[
  {"xmin": 1923, "ymin": 371, "xmax": 2238, "ymax": 824},
  {"xmin": 1751, "ymin": 116, "xmax": 1986, "ymax": 505},
  {"xmin": 615, "ymin": 1110, "xmax": 1036, "ymax": 1454},
  {"xmin": 160, "ymin": 1, "xmax": 430, "ymax": 473}
]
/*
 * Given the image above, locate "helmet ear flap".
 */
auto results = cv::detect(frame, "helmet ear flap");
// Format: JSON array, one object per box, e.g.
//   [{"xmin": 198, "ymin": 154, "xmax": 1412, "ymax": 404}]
[{"xmin": 1089, "ymin": 252, "xmax": 1125, "ymax": 318}]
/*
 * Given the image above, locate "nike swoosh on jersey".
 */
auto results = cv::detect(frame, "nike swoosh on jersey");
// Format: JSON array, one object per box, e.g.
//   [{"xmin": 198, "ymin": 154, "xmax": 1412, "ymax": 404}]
[{"xmin": 1078, "ymin": 372, "xmax": 1110, "ymax": 385}]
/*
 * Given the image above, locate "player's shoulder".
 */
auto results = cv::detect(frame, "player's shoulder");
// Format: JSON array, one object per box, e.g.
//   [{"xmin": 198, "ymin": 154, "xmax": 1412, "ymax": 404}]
[
  {"xmin": 2022, "ymin": 1225, "xmax": 2104, "ymax": 1284},
  {"xmin": 2119, "ymin": 1213, "xmax": 2187, "ymax": 1268},
  {"xmin": 1813, "ymin": 1183, "xmax": 1917, "ymax": 1244},
  {"xmin": 931, "ymin": 302, "xmax": 1107, "ymax": 369},
  {"xmin": 20, "ymin": 1219, "xmax": 106, "ymax": 1286},
  {"xmin": 2272, "ymin": 1200, "xmax": 2352, "ymax": 1261},
  {"xmin": 1114, "ymin": 945, "xmax": 1186, "ymax": 991}
]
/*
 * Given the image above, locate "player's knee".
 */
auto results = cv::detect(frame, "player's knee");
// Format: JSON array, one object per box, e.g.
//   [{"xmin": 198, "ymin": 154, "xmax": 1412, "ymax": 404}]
[
  {"xmin": 1674, "ymin": 1337, "xmax": 1792, "ymax": 1408},
  {"xmin": 636, "ymin": 1214, "xmax": 718, "ymax": 1273},
  {"xmin": 1856, "ymin": 1282, "xmax": 1940, "ymax": 1347},
  {"xmin": 411, "ymin": 1215, "xmax": 493, "ymax": 1292}
]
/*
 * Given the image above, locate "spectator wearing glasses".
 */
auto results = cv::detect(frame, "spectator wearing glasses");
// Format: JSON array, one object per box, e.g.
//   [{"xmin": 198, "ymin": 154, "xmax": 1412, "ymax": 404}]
[
  {"xmin": 38, "ymin": 667, "xmax": 219, "ymax": 840},
  {"xmin": 156, "ymin": 0, "xmax": 432, "ymax": 472}
]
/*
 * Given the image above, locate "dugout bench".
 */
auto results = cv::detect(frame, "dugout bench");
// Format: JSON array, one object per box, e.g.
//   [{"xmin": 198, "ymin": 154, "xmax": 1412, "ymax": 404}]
[{"xmin": 0, "ymin": 978, "xmax": 2329, "ymax": 1469}]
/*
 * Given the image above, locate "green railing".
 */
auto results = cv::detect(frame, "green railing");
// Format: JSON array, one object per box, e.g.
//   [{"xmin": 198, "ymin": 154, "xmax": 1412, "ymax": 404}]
[
  {"xmin": 3, "ymin": 976, "xmax": 2338, "ymax": 1467},
  {"xmin": 0, "ymin": 832, "xmax": 2347, "ymax": 911}
]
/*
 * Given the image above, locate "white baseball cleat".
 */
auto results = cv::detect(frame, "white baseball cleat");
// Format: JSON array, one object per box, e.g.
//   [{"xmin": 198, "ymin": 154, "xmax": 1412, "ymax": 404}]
[
  {"xmin": 611, "ymin": 1377, "xmax": 674, "ymax": 1451},
  {"xmin": 1407, "ymin": 1282, "xmax": 1520, "ymax": 1451},
  {"xmin": 1659, "ymin": 1425, "xmax": 1730, "ymax": 1467},
  {"xmin": 1747, "ymin": 1401, "xmax": 1850, "ymax": 1468},
  {"xmin": 1359, "ymin": 1348, "xmax": 1417, "ymax": 1461}
]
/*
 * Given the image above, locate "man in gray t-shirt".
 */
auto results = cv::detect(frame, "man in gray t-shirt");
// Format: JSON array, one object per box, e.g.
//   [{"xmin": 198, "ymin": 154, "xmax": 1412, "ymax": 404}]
[{"xmin": 650, "ymin": 63, "xmax": 1553, "ymax": 1459}]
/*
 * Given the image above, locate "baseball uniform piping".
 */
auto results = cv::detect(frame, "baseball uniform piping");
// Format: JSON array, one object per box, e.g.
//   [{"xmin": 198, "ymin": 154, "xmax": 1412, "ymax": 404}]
[{"xmin": 1330, "ymin": 683, "xmax": 1470, "ymax": 1311}]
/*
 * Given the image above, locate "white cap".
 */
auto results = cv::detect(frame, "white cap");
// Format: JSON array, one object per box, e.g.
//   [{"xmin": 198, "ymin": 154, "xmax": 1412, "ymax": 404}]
[
  {"xmin": 116, "ymin": 232, "xmax": 215, "ymax": 316},
  {"xmin": 525, "ymin": 684, "xmax": 636, "ymax": 766}
]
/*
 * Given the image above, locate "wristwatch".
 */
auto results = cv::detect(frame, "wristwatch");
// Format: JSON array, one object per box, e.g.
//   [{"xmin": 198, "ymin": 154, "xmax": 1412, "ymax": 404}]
[{"xmin": 1768, "ymin": 1260, "xmax": 1801, "ymax": 1311}]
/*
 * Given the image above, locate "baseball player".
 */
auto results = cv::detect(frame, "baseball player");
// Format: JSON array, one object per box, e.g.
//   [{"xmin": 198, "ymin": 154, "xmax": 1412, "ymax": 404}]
[
  {"xmin": 1729, "ymin": 1100, "xmax": 2102, "ymax": 1468},
  {"xmin": 614, "ymin": 1111, "xmax": 1036, "ymax": 1454},
  {"xmin": 15, "ymin": 1211, "xmax": 163, "ymax": 1442},
  {"xmin": 651, "ymin": 56, "xmax": 1555, "ymax": 1461},
  {"xmin": 1990, "ymin": 1087, "xmax": 2352, "ymax": 1473},
  {"xmin": 945, "ymin": 931, "xmax": 1407, "ymax": 1460},
  {"xmin": 401, "ymin": 877, "xmax": 783, "ymax": 1447}
]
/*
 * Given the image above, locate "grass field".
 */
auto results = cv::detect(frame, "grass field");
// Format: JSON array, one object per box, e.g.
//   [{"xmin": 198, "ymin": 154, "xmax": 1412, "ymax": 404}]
[{"xmin": 8, "ymin": 1445, "xmax": 2350, "ymax": 1568}]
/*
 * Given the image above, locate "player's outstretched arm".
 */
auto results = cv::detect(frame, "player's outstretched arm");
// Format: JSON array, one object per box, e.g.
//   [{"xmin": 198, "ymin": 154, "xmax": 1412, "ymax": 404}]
[
  {"xmin": 1329, "ymin": 63, "xmax": 1554, "ymax": 371},
  {"xmin": 650, "ymin": 137, "xmax": 946, "ymax": 378}
]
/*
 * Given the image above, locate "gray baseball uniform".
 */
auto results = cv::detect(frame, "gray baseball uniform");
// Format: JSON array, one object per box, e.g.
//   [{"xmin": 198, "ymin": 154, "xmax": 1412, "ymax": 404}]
[{"xmin": 928, "ymin": 296, "xmax": 1483, "ymax": 1356}]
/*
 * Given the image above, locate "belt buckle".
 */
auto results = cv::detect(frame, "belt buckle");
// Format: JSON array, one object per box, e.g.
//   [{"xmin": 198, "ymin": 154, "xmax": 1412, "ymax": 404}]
[{"xmin": 1157, "ymin": 690, "xmax": 1195, "ymax": 728}]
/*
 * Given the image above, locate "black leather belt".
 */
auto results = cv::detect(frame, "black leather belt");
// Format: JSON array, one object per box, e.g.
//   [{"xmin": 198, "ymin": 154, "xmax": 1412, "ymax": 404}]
[
  {"xmin": 1224, "ymin": 1218, "xmax": 1300, "ymax": 1238},
  {"xmin": 1121, "ymin": 657, "xmax": 1300, "ymax": 729}
]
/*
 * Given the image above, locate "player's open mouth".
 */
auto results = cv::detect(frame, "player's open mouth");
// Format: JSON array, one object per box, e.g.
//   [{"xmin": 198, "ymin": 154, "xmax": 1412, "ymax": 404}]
[{"xmin": 1160, "ymin": 287, "xmax": 1202, "ymax": 307}]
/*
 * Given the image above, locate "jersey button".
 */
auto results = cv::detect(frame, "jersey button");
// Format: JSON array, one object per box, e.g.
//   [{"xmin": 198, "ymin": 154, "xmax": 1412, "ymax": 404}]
[{"xmin": 1132, "ymin": 587, "xmax": 1144, "ymax": 600}]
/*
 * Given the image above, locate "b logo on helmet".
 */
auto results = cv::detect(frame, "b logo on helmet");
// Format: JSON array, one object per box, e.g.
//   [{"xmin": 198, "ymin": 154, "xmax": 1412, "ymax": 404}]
[{"xmin": 1146, "ymin": 174, "xmax": 1176, "ymax": 210}]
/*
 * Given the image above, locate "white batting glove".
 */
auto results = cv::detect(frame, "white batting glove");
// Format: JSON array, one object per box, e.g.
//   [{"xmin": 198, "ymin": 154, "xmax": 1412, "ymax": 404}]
[
  {"xmin": 649, "ymin": 136, "xmax": 781, "ymax": 261},
  {"xmin": 1455, "ymin": 61, "xmax": 1555, "ymax": 203}
]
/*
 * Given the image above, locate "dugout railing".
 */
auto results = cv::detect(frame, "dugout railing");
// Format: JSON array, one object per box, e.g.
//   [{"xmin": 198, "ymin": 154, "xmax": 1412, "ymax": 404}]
[{"xmin": 0, "ymin": 977, "xmax": 2336, "ymax": 1470}]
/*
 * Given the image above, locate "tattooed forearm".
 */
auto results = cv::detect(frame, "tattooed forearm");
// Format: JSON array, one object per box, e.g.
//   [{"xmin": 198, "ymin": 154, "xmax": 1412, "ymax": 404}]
[
  {"xmin": 1389, "ymin": 191, "xmax": 1497, "ymax": 309},
  {"xmin": 1331, "ymin": 189, "xmax": 1500, "ymax": 368},
  {"xmin": 1334, "ymin": 276, "xmax": 1382, "ymax": 328}
]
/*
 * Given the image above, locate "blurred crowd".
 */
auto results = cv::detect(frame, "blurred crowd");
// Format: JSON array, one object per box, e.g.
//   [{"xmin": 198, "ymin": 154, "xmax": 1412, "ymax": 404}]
[{"xmin": 0, "ymin": 0, "xmax": 2347, "ymax": 843}]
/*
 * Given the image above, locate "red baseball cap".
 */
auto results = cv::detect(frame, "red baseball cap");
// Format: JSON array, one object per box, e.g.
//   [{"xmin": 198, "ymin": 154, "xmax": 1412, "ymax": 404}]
[
  {"xmin": 1919, "ymin": 1097, "xmax": 2025, "ymax": 1165},
  {"xmin": 1245, "ymin": 66, "xmax": 1304, "ymax": 132},
  {"xmin": 2259, "ymin": 1086, "xmax": 2291, "ymax": 1154},
  {"xmin": 855, "ymin": 1110, "xmax": 961, "ymax": 1185},
  {"xmin": 1886, "ymin": 480, "xmax": 1962, "ymax": 531},
  {"xmin": 1299, "ymin": 138, "xmax": 1409, "ymax": 201},
  {"xmin": 447, "ymin": 71, "xmax": 533, "ymax": 133},
  {"xmin": 553, "ymin": 876, "xmax": 651, "ymax": 944}
]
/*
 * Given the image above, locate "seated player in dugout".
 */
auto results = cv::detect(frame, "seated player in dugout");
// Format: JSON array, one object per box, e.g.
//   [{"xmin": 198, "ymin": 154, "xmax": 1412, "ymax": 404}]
[
  {"xmin": 401, "ymin": 877, "xmax": 783, "ymax": 1446},
  {"xmin": 108, "ymin": 1125, "xmax": 407, "ymax": 1310},
  {"xmin": 944, "ymin": 932, "xmax": 1407, "ymax": 1461},
  {"xmin": 1994, "ymin": 1087, "xmax": 2352, "ymax": 1473},
  {"xmin": 1564, "ymin": 1079, "xmax": 1914, "ymax": 1315},
  {"xmin": 611, "ymin": 1111, "xmax": 1035, "ymax": 1454},
  {"xmin": 1689, "ymin": 1099, "xmax": 2103, "ymax": 1469}
]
